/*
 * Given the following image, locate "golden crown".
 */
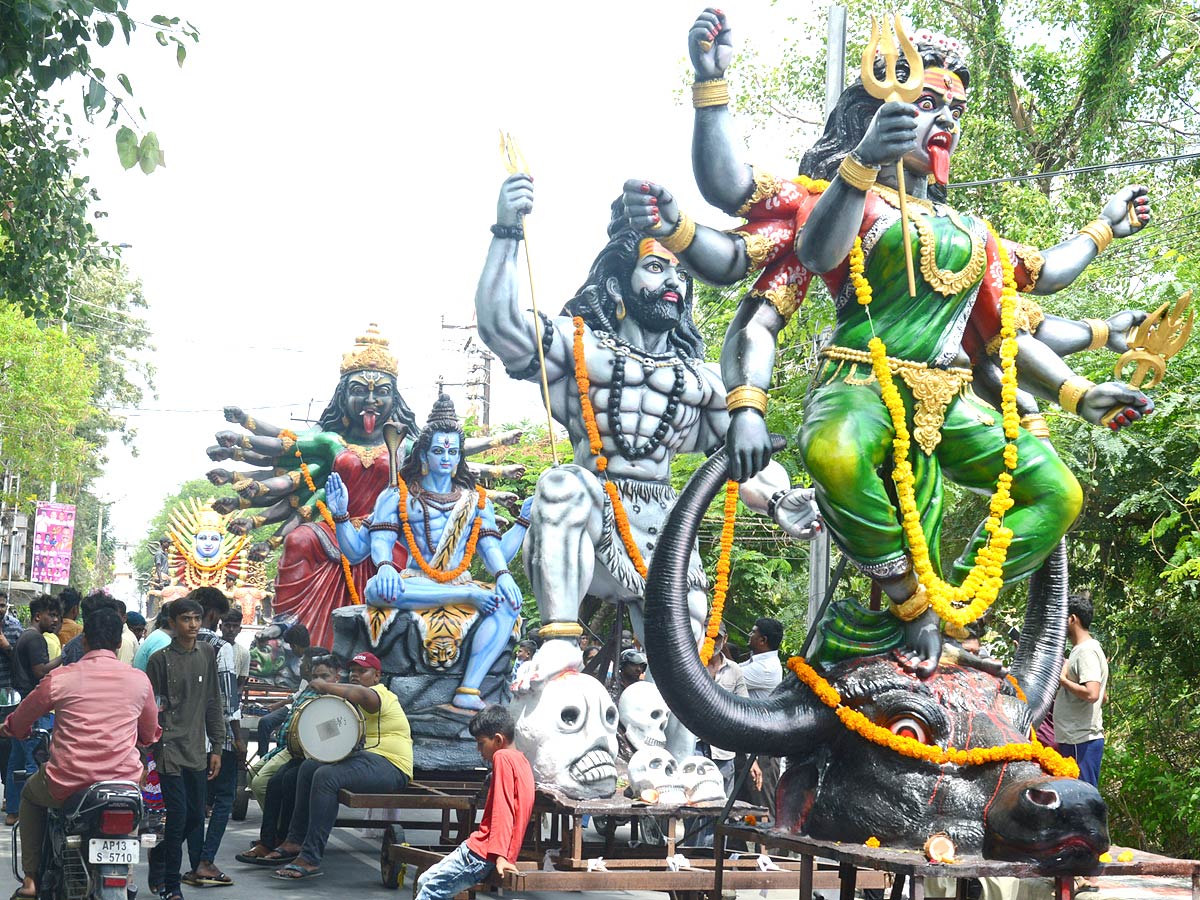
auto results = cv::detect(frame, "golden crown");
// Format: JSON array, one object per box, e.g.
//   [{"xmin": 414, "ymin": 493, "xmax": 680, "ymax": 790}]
[{"xmin": 340, "ymin": 323, "xmax": 399, "ymax": 376}]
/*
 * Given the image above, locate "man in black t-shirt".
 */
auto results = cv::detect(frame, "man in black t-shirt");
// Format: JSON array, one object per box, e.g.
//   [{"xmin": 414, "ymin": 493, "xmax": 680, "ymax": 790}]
[{"xmin": 5, "ymin": 595, "xmax": 61, "ymax": 823}]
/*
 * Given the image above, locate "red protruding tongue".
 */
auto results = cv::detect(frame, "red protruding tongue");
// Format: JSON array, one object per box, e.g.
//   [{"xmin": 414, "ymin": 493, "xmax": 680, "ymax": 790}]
[
  {"xmin": 362, "ymin": 412, "xmax": 377, "ymax": 435},
  {"xmin": 928, "ymin": 143, "xmax": 950, "ymax": 186}
]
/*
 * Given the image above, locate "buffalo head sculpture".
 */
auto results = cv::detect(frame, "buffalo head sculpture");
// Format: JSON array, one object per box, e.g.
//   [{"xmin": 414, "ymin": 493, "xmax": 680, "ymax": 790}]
[{"xmin": 644, "ymin": 450, "xmax": 1108, "ymax": 871}]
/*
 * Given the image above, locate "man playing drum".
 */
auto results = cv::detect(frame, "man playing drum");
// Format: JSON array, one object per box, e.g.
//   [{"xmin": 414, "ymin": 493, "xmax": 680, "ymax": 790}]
[{"xmin": 270, "ymin": 651, "xmax": 413, "ymax": 881}]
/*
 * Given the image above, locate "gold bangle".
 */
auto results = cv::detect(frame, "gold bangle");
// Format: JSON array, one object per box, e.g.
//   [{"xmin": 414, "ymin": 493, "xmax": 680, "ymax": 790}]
[
  {"xmin": 659, "ymin": 213, "xmax": 697, "ymax": 254},
  {"xmin": 1083, "ymin": 318, "xmax": 1109, "ymax": 352},
  {"xmin": 538, "ymin": 622, "xmax": 583, "ymax": 639},
  {"xmin": 837, "ymin": 153, "xmax": 880, "ymax": 192},
  {"xmin": 1079, "ymin": 219, "xmax": 1113, "ymax": 254},
  {"xmin": 455, "ymin": 686, "xmax": 481, "ymax": 696},
  {"xmin": 890, "ymin": 585, "xmax": 930, "ymax": 622},
  {"xmin": 726, "ymin": 385, "xmax": 769, "ymax": 416},
  {"xmin": 692, "ymin": 79, "xmax": 730, "ymax": 109},
  {"xmin": 1019, "ymin": 413, "xmax": 1051, "ymax": 439},
  {"xmin": 1058, "ymin": 375, "xmax": 1096, "ymax": 415}
]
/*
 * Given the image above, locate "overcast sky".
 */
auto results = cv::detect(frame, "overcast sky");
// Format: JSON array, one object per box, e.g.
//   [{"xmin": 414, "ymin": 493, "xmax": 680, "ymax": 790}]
[{"xmin": 76, "ymin": 1, "xmax": 821, "ymax": 543}]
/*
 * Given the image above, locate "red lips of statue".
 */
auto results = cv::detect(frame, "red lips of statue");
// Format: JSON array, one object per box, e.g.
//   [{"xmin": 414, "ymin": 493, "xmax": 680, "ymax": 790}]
[
  {"xmin": 927, "ymin": 131, "xmax": 952, "ymax": 186},
  {"xmin": 362, "ymin": 411, "xmax": 377, "ymax": 434},
  {"xmin": 662, "ymin": 291, "xmax": 680, "ymax": 304}
]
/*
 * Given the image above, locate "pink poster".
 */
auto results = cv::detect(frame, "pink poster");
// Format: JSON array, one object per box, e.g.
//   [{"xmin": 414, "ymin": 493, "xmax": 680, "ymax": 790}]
[{"xmin": 31, "ymin": 502, "xmax": 76, "ymax": 586}]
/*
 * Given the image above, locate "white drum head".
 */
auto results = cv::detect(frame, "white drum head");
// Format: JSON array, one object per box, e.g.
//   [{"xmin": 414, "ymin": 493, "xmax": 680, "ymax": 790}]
[{"xmin": 295, "ymin": 696, "xmax": 363, "ymax": 763}]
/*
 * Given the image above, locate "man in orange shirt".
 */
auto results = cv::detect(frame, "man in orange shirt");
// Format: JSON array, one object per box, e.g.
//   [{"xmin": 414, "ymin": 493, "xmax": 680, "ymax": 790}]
[{"xmin": 414, "ymin": 706, "xmax": 533, "ymax": 900}]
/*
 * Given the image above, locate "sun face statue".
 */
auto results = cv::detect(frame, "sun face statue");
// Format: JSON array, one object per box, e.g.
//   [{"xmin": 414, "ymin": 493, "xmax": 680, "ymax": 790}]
[{"xmin": 160, "ymin": 499, "xmax": 250, "ymax": 602}]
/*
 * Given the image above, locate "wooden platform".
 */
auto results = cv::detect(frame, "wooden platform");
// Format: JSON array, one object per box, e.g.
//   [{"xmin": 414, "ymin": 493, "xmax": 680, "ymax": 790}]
[{"xmin": 715, "ymin": 824, "xmax": 1200, "ymax": 900}]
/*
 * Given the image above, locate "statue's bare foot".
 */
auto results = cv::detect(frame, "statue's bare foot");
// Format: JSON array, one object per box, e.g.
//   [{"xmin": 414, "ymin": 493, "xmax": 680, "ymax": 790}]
[
  {"xmin": 895, "ymin": 607, "xmax": 943, "ymax": 679},
  {"xmin": 450, "ymin": 692, "xmax": 486, "ymax": 711}
]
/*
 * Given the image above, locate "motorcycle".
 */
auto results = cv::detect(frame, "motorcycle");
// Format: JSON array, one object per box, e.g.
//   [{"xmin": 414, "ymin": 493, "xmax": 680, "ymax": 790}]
[{"xmin": 9, "ymin": 729, "xmax": 158, "ymax": 900}]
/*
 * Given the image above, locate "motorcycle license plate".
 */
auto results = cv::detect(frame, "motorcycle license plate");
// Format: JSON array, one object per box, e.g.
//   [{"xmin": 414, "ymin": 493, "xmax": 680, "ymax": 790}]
[{"xmin": 88, "ymin": 838, "xmax": 138, "ymax": 864}]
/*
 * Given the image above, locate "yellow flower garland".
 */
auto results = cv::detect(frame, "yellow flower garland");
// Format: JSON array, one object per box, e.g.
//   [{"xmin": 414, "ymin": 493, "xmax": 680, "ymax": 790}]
[
  {"xmin": 398, "ymin": 478, "xmax": 488, "ymax": 584},
  {"xmin": 572, "ymin": 316, "xmax": 649, "ymax": 578},
  {"xmin": 852, "ymin": 220, "xmax": 1023, "ymax": 628},
  {"xmin": 280, "ymin": 429, "xmax": 361, "ymax": 604},
  {"xmin": 787, "ymin": 656, "xmax": 1079, "ymax": 778},
  {"xmin": 700, "ymin": 480, "xmax": 739, "ymax": 665}
]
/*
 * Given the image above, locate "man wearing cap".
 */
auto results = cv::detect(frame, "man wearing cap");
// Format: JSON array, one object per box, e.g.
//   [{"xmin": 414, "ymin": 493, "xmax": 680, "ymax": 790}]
[{"xmin": 271, "ymin": 651, "xmax": 412, "ymax": 881}]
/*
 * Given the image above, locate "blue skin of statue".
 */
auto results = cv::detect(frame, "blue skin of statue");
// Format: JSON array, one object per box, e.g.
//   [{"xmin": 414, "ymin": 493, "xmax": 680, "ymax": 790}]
[{"xmin": 327, "ymin": 433, "xmax": 529, "ymax": 710}]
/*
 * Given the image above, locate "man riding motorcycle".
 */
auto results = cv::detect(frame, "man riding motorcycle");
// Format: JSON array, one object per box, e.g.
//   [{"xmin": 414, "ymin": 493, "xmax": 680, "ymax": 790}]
[{"xmin": 0, "ymin": 607, "xmax": 160, "ymax": 899}]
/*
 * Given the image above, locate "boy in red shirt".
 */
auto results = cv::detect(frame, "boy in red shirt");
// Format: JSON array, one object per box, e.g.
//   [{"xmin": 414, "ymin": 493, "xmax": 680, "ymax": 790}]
[{"xmin": 415, "ymin": 706, "xmax": 534, "ymax": 900}]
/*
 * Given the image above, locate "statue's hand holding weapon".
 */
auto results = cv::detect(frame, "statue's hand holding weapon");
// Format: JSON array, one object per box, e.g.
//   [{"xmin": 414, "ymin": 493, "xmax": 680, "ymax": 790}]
[
  {"xmin": 496, "ymin": 173, "xmax": 533, "ymax": 228},
  {"xmin": 1103, "ymin": 309, "xmax": 1149, "ymax": 354},
  {"xmin": 1077, "ymin": 381, "xmax": 1153, "ymax": 431},
  {"xmin": 854, "ymin": 101, "xmax": 920, "ymax": 169},
  {"xmin": 689, "ymin": 8, "xmax": 732, "ymax": 80},
  {"xmin": 1101, "ymin": 184, "xmax": 1151, "ymax": 239}
]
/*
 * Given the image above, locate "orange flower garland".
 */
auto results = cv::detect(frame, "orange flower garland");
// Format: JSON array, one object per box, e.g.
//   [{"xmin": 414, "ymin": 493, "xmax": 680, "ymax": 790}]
[
  {"xmin": 572, "ymin": 316, "xmax": 649, "ymax": 578},
  {"xmin": 787, "ymin": 656, "xmax": 1079, "ymax": 778},
  {"xmin": 279, "ymin": 429, "xmax": 360, "ymax": 604},
  {"xmin": 700, "ymin": 480, "xmax": 740, "ymax": 665},
  {"xmin": 398, "ymin": 478, "xmax": 488, "ymax": 583}
]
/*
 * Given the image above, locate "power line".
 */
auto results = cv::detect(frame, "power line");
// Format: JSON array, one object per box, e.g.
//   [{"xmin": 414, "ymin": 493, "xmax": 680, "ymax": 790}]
[{"xmin": 949, "ymin": 151, "xmax": 1200, "ymax": 188}]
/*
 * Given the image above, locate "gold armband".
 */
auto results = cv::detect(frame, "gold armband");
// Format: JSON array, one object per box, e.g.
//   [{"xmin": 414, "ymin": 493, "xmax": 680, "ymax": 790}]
[
  {"xmin": 538, "ymin": 622, "xmax": 584, "ymax": 639},
  {"xmin": 659, "ymin": 213, "xmax": 697, "ymax": 254},
  {"xmin": 726, "ymin": 385, "xmax": 769, "ymax": 416},
  {"xmin": 692, "ymin": 78, "xmax": 730, "ymax": 109},
  {"xmin": 890, "ymin": 585, "xmax": 930, "ymax": 622},
  {"xmin": 1019, "ymin": 413, "xmax": 1051, "ymax": 439},
  {"xmin": 1083, "ymin": 318, "xmax": 1109, "ymax": 352},
  {"xmin": 1079, "ymin": 219, "xmax": 1113, "ymax": 254},
  {"xmin": 1057, "ymin": 375, "xmax": 1096, "ymax": 415},
  {"xmin": 837, "ymin": 153, "xmax": 880, "ymax": 192}
]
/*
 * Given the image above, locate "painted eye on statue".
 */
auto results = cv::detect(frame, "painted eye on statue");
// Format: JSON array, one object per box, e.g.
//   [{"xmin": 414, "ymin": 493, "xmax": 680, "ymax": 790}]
[
  {"xmin": 645, "ymin": 260, "xmax": 664, "ymax": 273},
  {"xmin": 559, "ymin": 705, "xmax": 584, "ymax": 733},
  {"xmin": 951, "ymin": 105, "xmax": 964, "ymax": 120},
  {"xmin": 917, "ymin": 94, "xmax": 936, "ymax": 111},
  {"xmin": 604, "ymin": 705, "xmax": 618, "ymax": 727},
  {"xmin": 887, "ymin": 714, "xmax": 932, "ymax": 744}
]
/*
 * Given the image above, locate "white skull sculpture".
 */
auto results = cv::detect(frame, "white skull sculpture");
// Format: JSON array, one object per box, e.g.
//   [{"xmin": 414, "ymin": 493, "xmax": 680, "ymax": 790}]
[
  {"xmin": 618, "ymin": 681, "xmax": 668, "ymax": 751},
  {"xmin": 511, "ymin": 666, "xmax": 619, "ymax": 800},
  {"xmin": 679, "ymin": 755, "xmax": 726, "ymax": 804},
  {"xmin": 627, "ymin": 748, "xmax": 686, "ymax": 804}
]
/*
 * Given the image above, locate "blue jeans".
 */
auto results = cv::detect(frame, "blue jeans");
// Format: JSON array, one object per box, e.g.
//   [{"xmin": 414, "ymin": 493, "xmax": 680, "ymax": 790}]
[
  {"xmin": 5, "ymin": 714, "xmax": 52, "ymax": 815},
  {"xmin": 187, "ymin": 748, "xmax": 237, "ymax": 867},
  {"xmin": 257, "ymin": 707, "xmax": 287, "ymax": 755},
  {"xmin": 286, "ymin": 751, "xmax": 408, "ymax": 866},
  {"xmin": 1061, "ymin": 737, "xmax": 1105, "ymax": 788},
  {"xmin": 415, "ymin": 843, "xmax": 494, "ymax": 900},
  {"xmin": 151, "ymin": 768, "xmax": 206, "ymax": 894}
]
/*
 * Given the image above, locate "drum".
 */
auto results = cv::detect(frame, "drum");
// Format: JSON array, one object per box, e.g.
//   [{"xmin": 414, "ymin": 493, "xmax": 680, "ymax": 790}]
[{"xmin": 286, "ymin": 696, "xmax": 365, "ymax": 763}]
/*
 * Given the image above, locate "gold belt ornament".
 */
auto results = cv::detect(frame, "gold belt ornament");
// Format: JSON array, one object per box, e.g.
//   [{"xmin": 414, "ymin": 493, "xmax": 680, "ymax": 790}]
[{"xmin": 823, "ymin": 346, "xmax": 972, "ymax": 455}]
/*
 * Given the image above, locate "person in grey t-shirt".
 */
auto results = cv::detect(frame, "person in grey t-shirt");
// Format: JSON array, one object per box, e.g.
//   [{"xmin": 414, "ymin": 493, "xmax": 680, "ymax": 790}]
[{"xmin": 1053, "ymin": 595, "xmax": 1108, "ymax": 787}]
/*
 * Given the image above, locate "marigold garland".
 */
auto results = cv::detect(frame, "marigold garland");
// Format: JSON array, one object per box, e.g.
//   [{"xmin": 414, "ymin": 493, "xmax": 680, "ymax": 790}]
[
  {"xmin": 700, "ymin": 480, "xmax": 740, "ymax": 665},
  {"xmin": 787, "ymin": 657, "xmax": 1079, "ymax": 778},
  {"xmin": 852, "ymin": 219, "xmax": 1023, "ymax": 628},
  {"xmin": 280, "ymin": 429, "xmax": 360, "ymax": 603},
  {"xmin": 398, "ymin": 478, "xmax": 488, "ymax": 583},
  {"xmin": 572, "ymin": 316, "xmax": 649, "ymax": 578}
]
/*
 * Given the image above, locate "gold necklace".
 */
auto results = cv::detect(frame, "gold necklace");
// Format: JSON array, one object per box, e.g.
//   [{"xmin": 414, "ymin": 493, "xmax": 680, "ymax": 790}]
[{"xmin": 872, "ymin": 185, "xmax": 986, "ymax": 296}]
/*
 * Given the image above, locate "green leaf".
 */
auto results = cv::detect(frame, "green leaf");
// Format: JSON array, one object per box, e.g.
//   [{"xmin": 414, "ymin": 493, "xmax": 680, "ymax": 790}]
[
  {"xmin": 155, "ymin": 31, "xmax": 168, "ymax": 47},
  {"xmin": 116, "ymin": 73, "xmax": 132, "ymax": 95},
  {"xmin": 85, "ymin": 77, "xmax": 105, "ymax": 115},
  {"xmin": 116, "ymin": 11, "xmax": 131, "ymax": 44},
  {"xmin": 137, "ymin": 132, "xmax": 161, "ymax": 174},
  {"xmin": 95, "ymin": 20, "xmax": 114, "ymax": 47},
  {"xmin": 115, "ymin": 126, "xmax": 138, "ymax": 169},
  {"xmin": 176, "ymin": 42, "xmax": 186, "ymax": 67}
]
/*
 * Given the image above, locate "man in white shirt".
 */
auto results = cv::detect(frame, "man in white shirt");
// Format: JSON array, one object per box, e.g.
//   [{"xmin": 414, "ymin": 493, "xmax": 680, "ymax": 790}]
[
  {"xmin": 1053, "ymin": 595, "xmax": 1108, "ymax": 787},
  {"xmin": 737, "ymin": 618, "xmax": 784, "ymax": 822}
]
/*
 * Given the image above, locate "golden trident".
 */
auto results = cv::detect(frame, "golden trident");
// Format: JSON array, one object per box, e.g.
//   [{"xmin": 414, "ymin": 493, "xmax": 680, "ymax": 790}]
[
  {"xmin": 1113, "ymin": 290, "xmax": 1194, "ymax": 389},
  {"xmin": 861, "ymin": 13, "xmax": 923, "ymax": 297},
  {"xmin": 500, "ymin": 131, "xmax": 559, "ymax": 465}
]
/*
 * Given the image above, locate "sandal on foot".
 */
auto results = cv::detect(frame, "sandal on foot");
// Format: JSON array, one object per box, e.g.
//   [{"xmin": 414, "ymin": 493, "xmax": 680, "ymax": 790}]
[
  {"xmin": 271, "ymin": 863, "xmax": 323, "ymax": 881},
  {"xmin": 235, "ymin": 851, "xmax": 279, "ymax": 866},
  {"xmin": 193, "ymin": 871, "xmax": 233, "ymax": 887}
]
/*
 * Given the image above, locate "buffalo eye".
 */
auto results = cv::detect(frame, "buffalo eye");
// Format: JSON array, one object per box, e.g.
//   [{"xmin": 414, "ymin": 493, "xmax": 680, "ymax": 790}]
[{"xmin": 887, "ymin": 714, "xmax": 932, "ymax": 744}]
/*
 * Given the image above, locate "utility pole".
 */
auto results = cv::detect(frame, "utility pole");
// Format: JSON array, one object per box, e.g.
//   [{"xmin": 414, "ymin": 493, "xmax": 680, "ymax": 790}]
[{"xmin": 808, "ymin": 5, "xmax": 847, "ymax": 631}]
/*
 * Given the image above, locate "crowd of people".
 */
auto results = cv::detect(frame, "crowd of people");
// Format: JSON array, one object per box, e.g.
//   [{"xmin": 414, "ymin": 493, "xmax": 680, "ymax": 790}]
[{"xmin": 0, "ymin": 587, "xmax": 535, "ymax": 900}]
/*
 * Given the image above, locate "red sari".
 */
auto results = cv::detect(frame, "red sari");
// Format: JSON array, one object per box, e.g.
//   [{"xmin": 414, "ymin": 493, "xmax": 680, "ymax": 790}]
[{"xmin": 273, "ymin": 444, "xmax": 408, "ymax": 648}]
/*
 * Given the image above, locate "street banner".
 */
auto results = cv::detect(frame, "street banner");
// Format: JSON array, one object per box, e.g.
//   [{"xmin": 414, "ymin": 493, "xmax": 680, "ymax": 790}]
[{"xmin": 31, "ymin": 501, "xmax": 76, "ymax": 586}]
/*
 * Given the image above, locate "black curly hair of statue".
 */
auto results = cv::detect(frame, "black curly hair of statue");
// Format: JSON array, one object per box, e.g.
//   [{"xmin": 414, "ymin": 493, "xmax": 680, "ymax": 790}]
[
  {"xmin": 799, "ymin": 34, "xmax": 970, "ymax": 204},
  {"xmin": 317, "ymin": 371, "xmax": 419, "ymax": 439},
  {"xmin": 559, "ymin": 197, "xmax": 707, "ymax": 362},
  {"xmin": 400, "ymin": 393, "xmax": 476, "ymax": 491}
]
